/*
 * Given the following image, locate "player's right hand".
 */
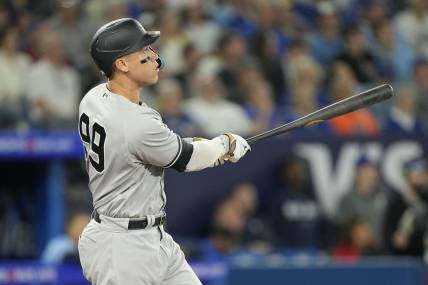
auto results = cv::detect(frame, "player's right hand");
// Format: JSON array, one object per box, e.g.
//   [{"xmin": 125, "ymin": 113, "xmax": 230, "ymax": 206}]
[{"xmin": 222, "ymin": 133, "xmax": 251, "ymax": 163}]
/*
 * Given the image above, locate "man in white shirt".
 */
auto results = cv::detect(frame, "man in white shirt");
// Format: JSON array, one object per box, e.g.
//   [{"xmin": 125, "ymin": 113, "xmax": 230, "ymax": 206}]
[{"xmin": 26, "ymin": 31, "xmax": 80, "ymax": 128}]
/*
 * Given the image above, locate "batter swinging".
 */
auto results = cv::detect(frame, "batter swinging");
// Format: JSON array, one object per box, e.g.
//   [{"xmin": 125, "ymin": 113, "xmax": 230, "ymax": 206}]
[{"xmin": 77, "ymin": 18, "xmax": 250, "ymax": 284}]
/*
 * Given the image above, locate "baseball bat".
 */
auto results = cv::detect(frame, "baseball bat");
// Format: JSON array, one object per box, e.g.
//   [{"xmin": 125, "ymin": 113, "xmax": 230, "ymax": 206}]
[{"xmin": 247, "ymin": 84, "xmax": 393, "ymax": 145}]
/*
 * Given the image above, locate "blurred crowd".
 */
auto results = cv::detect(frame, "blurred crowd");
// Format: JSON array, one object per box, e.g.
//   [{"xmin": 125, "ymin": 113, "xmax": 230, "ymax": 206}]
[
  {"xmin": 175, "ymin": 155, "xmax": 428, "ymax": 265},
  {"xmin": 2, "ymin": 0, "xmax": 428, "ymax": 268},
  {"xmin": 1, "ymin": 0, "xmax": 428, "ymax": 136},
  {"xmin": 37, "ymin": 154, "xmax": 428, "ymax": 267}
]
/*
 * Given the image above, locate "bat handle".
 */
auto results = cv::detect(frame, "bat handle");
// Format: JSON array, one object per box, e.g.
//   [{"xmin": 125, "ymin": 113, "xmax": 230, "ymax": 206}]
[
  {"xmin": 246, "ymin": 130, "xmax": 277, "ymax": 145},
  {"xmin": 247, "ymin": 136, "xmax": 259, "ymax": 145}
]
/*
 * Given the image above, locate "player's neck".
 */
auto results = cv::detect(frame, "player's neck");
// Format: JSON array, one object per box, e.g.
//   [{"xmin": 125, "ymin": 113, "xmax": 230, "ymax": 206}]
[{"xmin": 107, "ymin": 78, "xmax": 141, "ymax": 104}]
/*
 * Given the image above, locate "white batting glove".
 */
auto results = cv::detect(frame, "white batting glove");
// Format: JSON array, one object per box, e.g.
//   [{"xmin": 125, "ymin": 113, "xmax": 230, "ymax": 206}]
[{"xmin": 221, "ymin": 133, "xmax": 251, "ymax": 163}]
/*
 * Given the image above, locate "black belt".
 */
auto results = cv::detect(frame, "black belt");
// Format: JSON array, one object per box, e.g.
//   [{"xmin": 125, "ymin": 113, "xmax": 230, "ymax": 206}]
[{"xmin": 93, "ymin": 211, "xmax": 165, "ymax": 230}]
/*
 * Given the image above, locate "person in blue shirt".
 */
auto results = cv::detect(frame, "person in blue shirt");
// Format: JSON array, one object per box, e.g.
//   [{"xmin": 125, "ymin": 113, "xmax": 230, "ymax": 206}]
[
  {"xmin": 308, "ymin": 3, "xmax": 343, "ymax": 66},
  {"xmin": 41, "ymin": 213, "xmax": 90, "ymax": 264},
  {"xmin": 383, "ymin": 83, "xmax": 425, "ymax": 136},
  {"xmin": 371, "ymin": 20, "xmax": 414, "ymax": 81}
]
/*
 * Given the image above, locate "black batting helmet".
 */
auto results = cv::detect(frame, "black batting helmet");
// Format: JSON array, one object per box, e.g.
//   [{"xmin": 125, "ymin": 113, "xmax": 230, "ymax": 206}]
[{"xmin": 89, "ymin": 18, "xmax": 160, "ymax": 77}]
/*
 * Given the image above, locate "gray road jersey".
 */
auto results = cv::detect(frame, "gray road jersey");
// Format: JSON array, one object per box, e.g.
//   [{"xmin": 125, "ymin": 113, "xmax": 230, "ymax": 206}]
[{"xmin": 78, "ymin": 83, "xmax": 182, "ymax": 218}]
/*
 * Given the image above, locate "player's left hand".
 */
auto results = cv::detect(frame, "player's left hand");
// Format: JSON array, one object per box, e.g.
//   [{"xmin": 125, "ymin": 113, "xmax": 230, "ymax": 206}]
[{"xmin": 221, "ymin": 133, "xmax": 251, "ymax": 163}]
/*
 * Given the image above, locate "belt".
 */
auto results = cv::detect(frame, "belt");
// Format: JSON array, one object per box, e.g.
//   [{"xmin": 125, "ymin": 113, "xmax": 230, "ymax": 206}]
[{"xmin": 93, "ymin": 211, "xmax": 165, "ymax": 230}]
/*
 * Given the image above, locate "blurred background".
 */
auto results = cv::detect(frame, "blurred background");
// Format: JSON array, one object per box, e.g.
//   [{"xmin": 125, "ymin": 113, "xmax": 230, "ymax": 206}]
[{"xmin": 1, "ymin": 0, "xmax": 428, "ymax": 284}]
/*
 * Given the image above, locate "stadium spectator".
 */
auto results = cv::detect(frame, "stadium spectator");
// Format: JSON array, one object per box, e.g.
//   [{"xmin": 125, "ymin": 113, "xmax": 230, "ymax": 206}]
[
  {"xmin": 25, "ymin": 30, "xmax": 80, "ymax": 129},
  {"xmin": 331, "ymin": 216, "xmax": 378, "ymax": 262},
  {"xmin": 243, "ymin": 79, "xmax": 284, "ymax": 135},
  {"xmin": 285, "ymin": 84, "xmax": 332, "ymax": 136},
  {"xmin": 157, "ymin": 9, "xmax": 191, "ymax": 76},
  {"xmin": 335, "ymin": 25, "xmax": 377, "ymax": 84},
  {"xmin": 274, "ymin": 2, "xmax": 302, "ymax": 55},
  {"xmin": 214, "ymin": 0, "xmax": 258, "ymax": 41},
  {"xmin": 235, "ymin": 61, "xmax": 265, "ymax": 104},
  {"xmin": 254, "ymin": 1, "xmax": 295, "ymax": 56},
  {"xmin": 126, "ymin": 0, "xmax": 165, "ymax": 22},
  {"xmin": 20, "ymin": 17, "xmax": 49, "ymax": 61},
  {"xmin": 0, "ymin": 26, "xmax": 31, "ymax": 129},
  {"xmin": 183, "ymin": 0, "xmax": 221, "ymax": 55},
  {"xmin": 0, "ymin": 4, "xmax": 11, "ymax": 30},
  {"xmin": 372, "ymin": 20, "xmax": 414, "ymax": 81},
  {"xmin": 283, "ymin": 40, "xmax": 323, "ymax": 101},
  {"xmin": 184, "ymin": 73, "xmax": 251, "ymax": 137},
  {"xmin": 41, "ymin": 213, "xmax": 90, "ymax": 264},
  {"xmin": 383, "ymin": 83, "xmax": 425, "ymax": 135},
  {"xmin": 229, "ymin": 182, "xmax": 273, "ymax": 253},
  {"xmin": 336, "ymin": 156, "xmax": 386, "ymax": 249},
  {"xmin": 252, "ymin": 30, "xmax": 286, "ymax": 102},
  {"xmin": 48, "ymin": 0, "xmax": 101, "ymax": 92},
  {"xmin": 14, "ymin": 7, "xmax": 36, "ymax": 53},
  {"xmin": 328, "ymin": 62, "xmax": 380, "ymax": 136},
  {"xmin": 253, "ymin": 2, "xmax": 277, "ymax": 31},
  {"xmin": 203, "ymin": 181, "xmax": 273, "ymax": 260},
  {"xmin": 393, "ymin": 0, "xmax": 428, "ymax": 57},
  {"xmin": 308, "ymin": 1, "xmax": 343, "ymax": 66},
  {"xmin": 156, "ymin": 78, "xmax": 202, "ymax": 137},
  {"xmin": 359, "ymin": 0, "xmax": 389, "ymax": 45},
  {"xmin": 85, "ymin": 0, "xmax": 129, "ymax": 23},
  {"xmin": 215, "ymin": 32, "xmax": 251, "ymax": 103},
  {"xmin": 84, "ymin": 0, "xmax": 108, "ymax": 23},
  {"xmin": 413, "ymin": 58, "xmax": 428, "ymax": 133},
  {"xmin": 269, "ymin": 156, "xmax": 324, "ymax": 248},
  {"xmin": 383, "ymin": 158, "xmax": 427, "ymax": 257},
  {"xmin": 46, "ymin": 0, "xmax": 97, "ymax": 70},
  {"xmin": 202, "ymin": 196, "xmax": 246, "ymax": 261},
  {"xmin": 229, "ymin": 182, "xmax": 257, "ymax": 219},
  {"xmin": 103, "ymin": 0, "xmax": 128, "ymax": 21},
  {"xmin": 174, "ymin": 43, "xmax": 202, "ymax": 98}
]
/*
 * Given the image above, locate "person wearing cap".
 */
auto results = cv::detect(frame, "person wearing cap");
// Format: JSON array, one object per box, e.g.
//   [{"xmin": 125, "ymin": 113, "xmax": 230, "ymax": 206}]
[
  {"xmin": 336, "ymin": 155, "xmax": 386, "ymax": 250},
  {"xmin": 383, "ymin": 158, "xmax": 428, "ymax": 257},
  {"xmin": 77, "ymin": 18, "xmax": 251, "ymax": 284}
]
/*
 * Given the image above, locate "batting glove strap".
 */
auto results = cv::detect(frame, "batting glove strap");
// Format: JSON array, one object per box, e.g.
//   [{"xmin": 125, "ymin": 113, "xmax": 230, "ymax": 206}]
[{"xmin": 223, "ymin": 133, "xmax": 237, "ymax": 157}]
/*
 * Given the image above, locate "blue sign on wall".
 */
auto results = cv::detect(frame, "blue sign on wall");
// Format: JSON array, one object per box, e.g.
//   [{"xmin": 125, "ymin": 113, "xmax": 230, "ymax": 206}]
[
  {"xmin": 0, "ymin": 132, "xmax": 83, "ymax": 160},
  {"xmin": 165, "ymin": 135, "xmax": 427, "ymax": 236}
]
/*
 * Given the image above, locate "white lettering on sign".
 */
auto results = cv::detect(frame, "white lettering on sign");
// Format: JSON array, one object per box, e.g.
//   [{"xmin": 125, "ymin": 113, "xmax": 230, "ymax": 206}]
[{"xmin": 294, "ymin": 141, "xmax": 423, "ymax": 217}]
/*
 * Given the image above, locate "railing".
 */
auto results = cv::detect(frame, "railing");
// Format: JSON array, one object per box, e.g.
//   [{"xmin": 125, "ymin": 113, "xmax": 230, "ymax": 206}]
[{"xmin": 0, "ymin": 256, "xmax": 425, "ymax": 285}]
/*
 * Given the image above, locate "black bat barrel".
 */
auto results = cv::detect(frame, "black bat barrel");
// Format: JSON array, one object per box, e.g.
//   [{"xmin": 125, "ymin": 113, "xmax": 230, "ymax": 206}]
[{"xmin": 247, "ymin": 84, "xmax": 393, "ymax": 145}]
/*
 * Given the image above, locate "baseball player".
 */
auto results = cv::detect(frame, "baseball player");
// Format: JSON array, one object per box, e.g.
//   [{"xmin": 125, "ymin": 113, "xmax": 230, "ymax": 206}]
[{"xmin": 77, "ymin": 18, "xmax": 251, "ymax": 285}]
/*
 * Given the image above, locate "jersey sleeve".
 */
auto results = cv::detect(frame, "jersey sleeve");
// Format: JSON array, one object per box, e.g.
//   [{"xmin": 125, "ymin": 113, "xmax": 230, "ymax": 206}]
[{"xmin": 126, "ymin": 112, "xmax": 182, "ymax": 168}]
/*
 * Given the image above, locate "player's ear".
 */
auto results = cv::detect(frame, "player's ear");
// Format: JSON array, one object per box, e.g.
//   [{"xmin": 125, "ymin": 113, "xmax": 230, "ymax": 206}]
[{"xmin": 114, "ymin": 57, "xmax": 129, "ymax": 73}]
